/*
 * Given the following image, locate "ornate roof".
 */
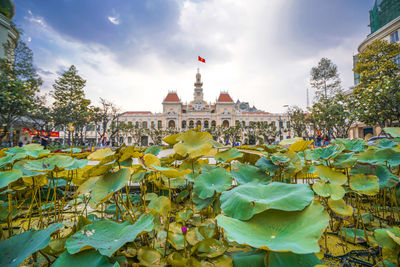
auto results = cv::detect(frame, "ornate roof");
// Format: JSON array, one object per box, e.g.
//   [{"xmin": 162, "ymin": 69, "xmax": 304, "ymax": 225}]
[
  {"xmin": 217, "ymin": 92, "xmax": 233, "ymax": 103},
  {"xmin": 122, "ymin": 111, "xmax": 152, "ymax": 115},
  {"xmin": 163, "ymin": 92, "xmax": 181, "ymax": 102}
]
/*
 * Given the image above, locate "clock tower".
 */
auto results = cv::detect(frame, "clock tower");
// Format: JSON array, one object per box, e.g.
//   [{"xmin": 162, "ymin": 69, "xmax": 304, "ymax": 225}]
[{"xmin": 194, "ymin": 68, "xmax": 204, "ymax": 104}]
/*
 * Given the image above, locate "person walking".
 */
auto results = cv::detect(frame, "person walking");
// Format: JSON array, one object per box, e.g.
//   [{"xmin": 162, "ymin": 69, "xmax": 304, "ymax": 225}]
[{"xmin": 39, "ymin": 132, "xmax": 49, "ymax": 149}]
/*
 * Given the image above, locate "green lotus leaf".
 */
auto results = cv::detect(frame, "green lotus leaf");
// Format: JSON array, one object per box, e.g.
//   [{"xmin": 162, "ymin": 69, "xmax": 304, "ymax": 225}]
[
  {"xmin": 167, "ymin": 252, "xmax": 189, "ymax": 266},
  {"xmin": 374, "ymin": 227, "xmax": 400, "ymax": 249},
  {"xmin": 315, "ymin": 165, "xmax": 347, "ymax": 185},
  {"xmin": 131, "ymin": 171, "xmax": 145, "ymax": 183},
  {"xmin": 357, "ymin": 149, "xmax": 378, "ymax": 164},
  {"xmin": 0, "ymin": 223, "xmax": 62, "ymax": 267},
  {"xmin": 193, "ymin": 167, "xmax": 232, "ymax": 199},
  {"xmin": 186, "ymin": 227, "xmax": 205, "ymax": 246},
  {"xmin": 384, "ymin": 127, "xmax": 400, "ymax": 138},
  {"xmin": 221, "ymin": 182, "xmax": 314, "ymax": 220},
  {"xmin": 332, "ymin": 153, "xmax": 357, "ymax": 169},
  {"xmin": 332, "ymin": 139, "xmax": 366, "ymax": 152},
  {"xmin": 167, "ymin": 222, "xmax": 185, "ymax": 250},
  {"xmin": 24, "ymin": 155, "xmax": 75, "ymax": 171},
  {"xmin": 163, "ymin": 133, "xmax": 181, "ymax": 145},
  {"xmin": 66, "ymin": 214, "xmax": 154, "ymax": 257},
  {"xmin": 217, "ymin": 202, "xmax": 329, "ymax": 254},
  {"xmin": 144, "ymin": 192, "xmax": 158, "ymax": 201},
  {"xmin": 376, "ymin": 261, "xmax": 398, "ymax": 267},
  {"xmin": 191, "ymin": 238, "xmax": 228, "ymax": 258},
  {"xmin": 7, "ymin": 144, "xmax": 50, "ymax": 158},
  {"xmin": 288, "ymin": 140, "xmax": 313, "ymax": 152},
  {"xmin": 375, "ymin": 148, "xmax": 400, "ymax": 166},
  {"xmin": 88, "ymin": 148, "xmax": 115, "ymax": 160},
  {"xmin": 229, "ymin": 250, "xmax": 321, "ymax": 267},
  {"xmin": 137, "ymin": 247, "xmax": 164, "ymax": 266},
  {"xmin": 161, "ymin": 175, "xmax": 186, "ymax": 189},
  {"xmin": 202, "ymin": 255, "xmax": 233, "ymax": 266},
  {"xmin": 376, "ymin": 165, "xmax": 399, "ymax": 188},
  {"xmin": 144, "ymin": 145, "xmax": 162, "ymax": 156},
  {"xmin": 152, "ymin": 165, "xmax": 191, "ymax": 178},
  {"xmin": 255, "ymin": 157, "xmax": 279, "ymax": 175},
  {"xmin": 209, "ymin": 139, "xmax": 225, "ymax": 148},
  {"xmin": 312, "ymin": 182, "xmax": 345, "ymax": 200},
  {"xmin": 62, "ymin": 147, "xmax": 82, "ymax": 153},
  {"xmin": 65, "ymin": 158, "xmax": 88, "ymax": 170},
  {"xmin": 349, "ymin": 163, "xmax": 376, "ymax": 175},
  {"xmin": 279, "ymin": 137, "xmax": 303, "ymax": 146},
  {"xmin": 341, "ymin": 227, "xmax": 367, "ymax": 243},
  {"xmin": 349, "ymin": 174, "xmax": 379, "ymax": 195},
  {"xmin": 173, "ymin": 130, "xmax": 213, "ymax": 158},
  {"xmin": 305, "ymin": 144, "xmax": 344, "ymax": 161},
  {"xmin": 230, "ymin": 162, "xmax": 270, "ymax": 185},
  {"xmin": 52, "ymin": 249, "xmax": 114, "ymax": 267},
  {"xmin": 148, "ymin": 196, "xmax": 171, "ymax": 218},
  {"xmin": 198, "ymin": 219, "xmax": 217, "ymax": 239},
  {"xmin": 176, "ymin": 209, "xmax": 193, "ymax": 223},
  {"xmin": 90, "ymin": 168, "xmax": 131, "ymax": 206},
  {"xmin": 0, "ymin": 155, "xmax": 13, "ymax": 168},
  {"xmin": 328, "ymin": 198, "xmax": 353, "ymax": 217},
  {"xmin": 270, "ymin": 154, "xmax": 290, "ymax": 165},
  {"xmin": 377, "ymin": 139, "xmax": 398, "ymax": 148},
  {"xmin": 214, "ymin": 148, "xmax": 243, "ymax": 163},
  {"xmin": 0, "ymin": 170, "xmax": 23, "ymax": 188},
  {"xmin": 387, "ymin": 228, "xmax": 400, "ymax": 246}
]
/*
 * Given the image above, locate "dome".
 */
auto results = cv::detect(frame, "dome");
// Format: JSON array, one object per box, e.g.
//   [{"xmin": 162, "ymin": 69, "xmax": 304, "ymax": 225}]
[{"xmin": 0, "ymin": 0, "xmax": 15, "ymax": 20}]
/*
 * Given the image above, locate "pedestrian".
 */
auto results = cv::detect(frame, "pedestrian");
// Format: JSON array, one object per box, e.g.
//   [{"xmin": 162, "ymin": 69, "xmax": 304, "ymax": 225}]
[
  {"xmin": 316, "ymin": 135, "xmax": 322, "ymax": 147},
  {"xmin": 39, "ymin": 132, "xmax": 49, "ymax": 149}
]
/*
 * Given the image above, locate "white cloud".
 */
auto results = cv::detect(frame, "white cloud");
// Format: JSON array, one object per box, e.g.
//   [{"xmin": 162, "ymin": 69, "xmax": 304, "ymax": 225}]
[
  {"xmin": 22, "ymin": 0, "xmax": 364, "ymax": 114},
  {"xmin": 107, "ymin": 16, "xmax": 120, "ymax": 25}
]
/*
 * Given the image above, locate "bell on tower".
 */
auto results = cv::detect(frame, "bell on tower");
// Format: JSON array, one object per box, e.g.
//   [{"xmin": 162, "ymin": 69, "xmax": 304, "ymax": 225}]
[
  {"xmin": 193, "ymin": 68, "xmax": 204, "ymax": 104},
  {"xmin": 194, "ymin": 68, "xmax": 203, "ymax": 88}
]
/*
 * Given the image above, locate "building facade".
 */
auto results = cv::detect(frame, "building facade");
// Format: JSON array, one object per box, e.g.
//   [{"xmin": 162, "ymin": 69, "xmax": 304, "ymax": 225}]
[
  {"xmin": 349, "ymin": 0, "xmax": 400, "ymax": 139},
  {"xmin": 118, "ymin": 69, "xmax": 289, "ymax": 145}
]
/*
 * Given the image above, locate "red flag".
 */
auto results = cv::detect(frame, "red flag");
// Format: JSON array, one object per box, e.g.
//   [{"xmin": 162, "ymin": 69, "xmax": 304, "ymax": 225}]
[{"xmin": 198, "ymin": 56, "xmax": 206, "ymax": 63}]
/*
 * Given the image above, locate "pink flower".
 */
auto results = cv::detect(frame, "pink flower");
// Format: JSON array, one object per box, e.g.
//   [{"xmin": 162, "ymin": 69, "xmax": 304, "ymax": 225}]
[{"xmin": 181, "ymin": 226, "xmax": 188, "ymax": 234}]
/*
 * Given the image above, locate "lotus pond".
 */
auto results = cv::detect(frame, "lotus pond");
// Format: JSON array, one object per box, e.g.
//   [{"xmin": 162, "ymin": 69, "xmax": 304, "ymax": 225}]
[{"xmin": 1, "ymin": 128, "xmax": 400, "ymax": 266}]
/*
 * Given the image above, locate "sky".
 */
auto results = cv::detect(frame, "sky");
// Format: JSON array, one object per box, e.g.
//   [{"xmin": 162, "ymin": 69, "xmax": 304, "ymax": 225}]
[{"xmin": 13, "ymin": 0, "xmax": 375, "ymax": 113}]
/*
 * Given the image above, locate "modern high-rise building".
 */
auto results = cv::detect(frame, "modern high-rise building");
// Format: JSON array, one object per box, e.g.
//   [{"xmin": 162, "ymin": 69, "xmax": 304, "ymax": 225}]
[{"xmin": 0, "ymin": 0, "xmax": 18, "ymax": 59}]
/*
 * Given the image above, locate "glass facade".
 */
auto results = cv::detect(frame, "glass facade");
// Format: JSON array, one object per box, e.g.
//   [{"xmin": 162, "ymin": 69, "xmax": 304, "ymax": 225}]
[{"xmin": 369, "ymin": 0, "xmax": 400, "ymax": 34}]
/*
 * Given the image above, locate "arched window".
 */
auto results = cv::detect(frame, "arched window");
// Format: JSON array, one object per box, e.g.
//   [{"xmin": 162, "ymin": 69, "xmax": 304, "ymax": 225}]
[
  {"xmin": 222, "ymin": 120, "xmax": 229, "ymax": 128},
  {"xmin": 196, "ymin": 120, "xmax": 202, "ymax": 128},
  {"xmin": 189, "ymin": 120, "xmax": 194, "ymax": 129},
  {"xmin": 142, "ymin": 121, "xmax": 148, "ymax": 128},
  {"xmin": 204, "ymin": 120, "xmax": 209, "ymax": 128},
  {"xmin": 211, "ymin": 120, "xmax": 216, "ymax": 127},
  {"xmin": 182, "ymin": 120, "xmax": 187, "ymax": 129},
  {"xmin": 168, "ymin": 120, "xmax": 176, "ymax": 128}
]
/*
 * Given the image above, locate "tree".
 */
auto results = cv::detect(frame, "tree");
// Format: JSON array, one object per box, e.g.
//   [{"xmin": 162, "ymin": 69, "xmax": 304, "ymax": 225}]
[
  {"xmin": 91, "ymin": 98, "xmax": 120, "ymax": 146},
  {"xmin": 310, "ymin": 58, "xmax": 341, "ymax": 100},
  {"xmin": 0, "ymin": 39, "xmax": 42, "ymax": 145},
  {"xmin": 51, "ymin": 65, "xmax": 90, "ymax": 145},
  {"xmin": 287, "ymin": 106, "xmax": 309, "ymax": 137},
  {"xmin": 223, "ymin": 125, "xmax": 242, "ymax": 146},
  {"xmin": 353, "ymin": 39, "xmax": 400, "ymax": 129}
]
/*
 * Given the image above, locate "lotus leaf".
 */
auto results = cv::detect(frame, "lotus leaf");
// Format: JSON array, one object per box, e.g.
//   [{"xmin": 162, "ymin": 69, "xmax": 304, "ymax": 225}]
[
  {"xmin": 88, "ymin": 148, "xmax": 114, "ymax": 160},
  {"xmin": 62, "ymin": 147, "xmax": 82, "ymax": 153},
  {"xmin": 191, "ymin": 238, "xmax": 228, "ymax": 258},
  {"xmin": 66, "ymin": 214, "xmax": 154, "ymax": 257},
  {"xmin": 65, "ymin": 158, "xmax": 88, "ymax": 170},
  {"xmin": 214, "ymin": 148, "xmax": 243, "ymax": 162},
  {"xmin": 82, "ymin": 164, "xmax": 113, "ymax": 179},
  {"xmin": 341, "ymin": 228, "xmax": 367, "ymax": 243},
  {"xmin": 152, "ymin": 165, "xmax": 191, "ymax": 178},
  {"xmin": 90, "ymin": 168, "xmax": 131, "ymax": 205},
  {"xmin": 357, "ymin": 150, "xmax": 378, "ymax": 164},
  {"xmin": 163, "ymin": 133, "xmax": 181, "ymax": 145},
  {"xmin": 173, "ymin": 130, "xmax": 213, "ymax": 158},
  {"xmin": 143, "ymin": 153, "xmax": 161, "ymax": 168},
  {"xmin": 288, "ymin": 140, "xmax": 313, "ymax": 152},
  {"xmin": 315, "ymin": 165, "xmax": 347, "ymax": 185},
  {"xmin": 255, "ymin": 157, "xmax": 279, "ymax": 175},
  {"xmin": 186, "ymin": 227, "xmax": 205, "ymax": 246},
  {"xmin": 193, "ymin": 167, "xmax": 232, "ymax": 199},
  {"xmin": 387, "ymin": 228, "xmax": 400, "ymax": 246},
  {"xmin": 375, "ymin": 148, "xmax": 400, "ymax": 166},
  {"xmin": 0, "ymin": 170, "xmax": 22, "ymax": 188},
  {"xmin": 76, "ymin": 176, "xmax": 100, "ymax": 196},
  {"xmin": 192, "ymin": 192, "xmax": 213, "ymax": 210},
  {"xmin": 7, "ymin": 144, "xmax": 50, "ymax": 158},
  {"xmin": 332, "ymin": 153, "xmax": 357, "ymax": 169},
  {"xmin": 217, "ymin": 202, "xmax": 329, "ymax": 254},
  {"xmin": 220, "ymin": 182, "xmax": 314, "ymax": 220},
  {"xmin": 0, "ymin": 154, "xmax": 13, "ymax": 168},
  {"xmin": 279, "ymin": 137, "xmax": 303, "ymax": 146},
  {"xmin": 327, "ymin": 198, "xmax": 353, "ymax": 217},
  {"xmin": 148, "ymin": 196, "xmax": 171, "ymax": 218},
  {"xmin": 349, "ymin": 174, "xmax": 379, "ymax": 195},
  {"xmin": 377, "ymin": 139, "xmax": 398, "ymax": 148},
  {"xmin": 176, "ymin": 209, "xmax": 193, "ymax": 223},
  {"xmin": 161, "ymin": 175, "xmax": 186, "ymax": 189},
  {"xmin": 312, "ymin": 182, "xmax": 345, "ymax": 200},
  {"xmin": 305, "ymin": 144, "xmax": 344, "ymax": 161},
  {"xmin": 384, "ymin": 127, "xmax": 400, "ymax": 138},
  {"xmin": 0, "ymin": 223, "xmax": 62, "ymax": 267},
  {"xmin": 167, "ymin": 222, "xmax": 185, "ymax": 250},
  {"xmin": 137, "ymin": 247, "xmax": 164, "ymax": 266},
  {"xmin": 270, "ymin": 154, "xmax": 290, "ymax": 165},
  {"xmin": 332, "ymin": 139, "xmax": 366, "ymax": 152},
  {"xmin": 52, "ymin": 250, "xmax": 114, "ymax": 267},
  {"xmin": 144, "ymin": 192, "xmax": 158, "ymax": 201},
  {"xmin": 167, "ymin": 252, "xmax": 189, "ymax": 266},
  {"xmin": 376, "ymin": 165, "xmax": 399, "ymax": 188},
  {"xmin": 230, "ymin": 162, "xmax": 270, "ymax": 185},
  {"xmin": 375, "ymin": 227, "xmax": 400, "ymax": 249},
  {"xmin": 144, "ymin": 145, "xmax": 162, "ymax": 156},
  {"xmin": 25, "ymin": 155, "xmax": 75, "ymax": 171}
]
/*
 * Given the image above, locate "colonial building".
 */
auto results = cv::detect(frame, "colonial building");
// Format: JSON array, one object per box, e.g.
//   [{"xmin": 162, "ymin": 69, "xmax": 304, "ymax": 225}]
[
  {"xmin": 349, "ymin": 0, "xmax": 400, "ymax": 139},
  {"xmin": 118, "ymin": 69, "xmax": 289, "ymax": 145}
]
